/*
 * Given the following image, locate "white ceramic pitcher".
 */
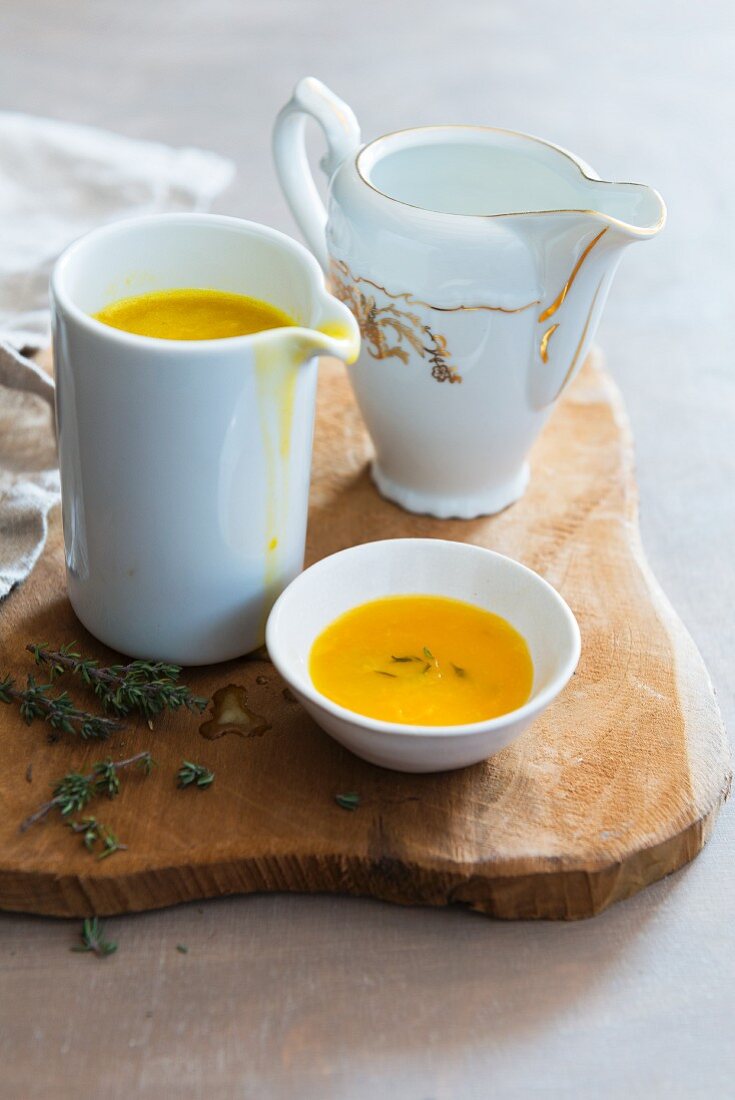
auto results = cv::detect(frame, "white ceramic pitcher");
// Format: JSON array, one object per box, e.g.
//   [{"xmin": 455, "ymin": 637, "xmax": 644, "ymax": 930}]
[
  {"xmin": 51, "ymin": 214, "xmax": 359, "ymax": 665},
  {"xmin": 274, "ymin": 78, "xmax": 666, "ymax": 519}
]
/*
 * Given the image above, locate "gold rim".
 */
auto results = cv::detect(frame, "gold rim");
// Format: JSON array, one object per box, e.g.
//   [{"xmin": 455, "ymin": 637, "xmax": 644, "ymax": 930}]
[
  {"xmin": 354, "ymin": 125, "xmax": 666, "ymax": 235},
  {"xmin": 330, "ymin": 259, "xmax": 539, "ymax": 315}
]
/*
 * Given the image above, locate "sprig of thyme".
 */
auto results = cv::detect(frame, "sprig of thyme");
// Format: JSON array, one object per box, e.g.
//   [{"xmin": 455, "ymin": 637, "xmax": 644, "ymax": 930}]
[
  {"xmin": 27, "ymin": 643, "xmax": 208, "ymax": 722},
  {"xmin": 0, "ymin": 674, "xmax": 122, "ymax": 741},
  {"xmin": 176, "ymin": 761, "xmax": 214, "ymax": 790},
  {"xmin": 20, "ymin": 750, "xmax": 154, "ymax": 831},
  {"xmin": 72, "ymin": 917, "xmax": 117, "ymax": 958}
]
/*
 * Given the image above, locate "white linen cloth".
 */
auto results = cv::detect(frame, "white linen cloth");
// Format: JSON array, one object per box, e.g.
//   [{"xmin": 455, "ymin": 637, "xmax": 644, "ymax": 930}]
[{"xmin": 0, "ymin": 113, "xmax": 234, "ymax": 599}]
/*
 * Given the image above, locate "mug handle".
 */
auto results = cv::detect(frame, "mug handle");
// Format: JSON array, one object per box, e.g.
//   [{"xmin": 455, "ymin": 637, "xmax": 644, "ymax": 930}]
[{"xmin": 273, "ymin": 77, "xmax": 361, "ymax": 271}]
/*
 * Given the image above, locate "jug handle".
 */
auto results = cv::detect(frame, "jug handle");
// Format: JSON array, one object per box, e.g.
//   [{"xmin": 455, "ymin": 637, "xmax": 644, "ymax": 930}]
[{"xmin": 273, "ymin": 77, "xmax": 361, "ymax": 270}]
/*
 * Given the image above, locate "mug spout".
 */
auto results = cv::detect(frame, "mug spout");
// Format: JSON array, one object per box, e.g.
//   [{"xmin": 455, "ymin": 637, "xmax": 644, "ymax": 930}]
[{"xmin": 292, "ymin": 296, "xmax": 361, "ymax": 365}]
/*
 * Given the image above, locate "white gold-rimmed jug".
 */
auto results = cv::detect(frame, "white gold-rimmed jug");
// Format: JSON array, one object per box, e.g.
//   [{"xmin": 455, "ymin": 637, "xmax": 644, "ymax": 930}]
[{"xmin": 274, "ymin": 77, "xmax": 665, "ymax": 519}]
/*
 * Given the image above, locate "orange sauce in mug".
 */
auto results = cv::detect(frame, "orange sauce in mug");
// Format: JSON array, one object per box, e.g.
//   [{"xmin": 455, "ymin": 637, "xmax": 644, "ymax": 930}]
[{"xmin": 93, "ymin": 288, "xmax": 294, "ymax": 340}]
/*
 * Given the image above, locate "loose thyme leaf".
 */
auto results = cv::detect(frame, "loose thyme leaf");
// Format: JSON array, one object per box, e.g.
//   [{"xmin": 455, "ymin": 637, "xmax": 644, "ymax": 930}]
[
  {"xmin": 176, "ymin": 944, "xmax": 189, "ymax": 954},
  {"xmin": 176, "ymin": 761, "xmax": 215, "ymax": 790},
  {"xmin": 423, "ymin": 647, "xmax": 434, "ymax": 661},
  {"xmin": 68, "ymin": 816, "xmax": 102, "ymax": 850},
  {"xmin": 72, "ymin": 917, "xmax": 117, "ymax": 958},
  {"xmin": 390, "ymin": 655, "xmax": 422, "ymax": 663},
  {"xmin": 67, "ymin": 817, "xmax": 128, "ymax": 859},
  {"xmin": 451, "ymin": 663, "xmax": 466, "ymax": 677},
  {"xmin": 375, "ymin": 670, "xmax": 397, "ymax": 678},
  {"xmin": 335, "ymin": 792, "xmax": 360, "ymax": 811},
  {"xmin": 97, "ymin": 829, "xmax": 127, "ymax": 860}
]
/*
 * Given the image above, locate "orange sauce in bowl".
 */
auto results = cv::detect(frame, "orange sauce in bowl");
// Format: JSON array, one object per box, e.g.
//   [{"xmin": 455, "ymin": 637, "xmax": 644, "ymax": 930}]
[{"xmin": 309, "ymin": 595, "xmax": 533, "ymax": 726}]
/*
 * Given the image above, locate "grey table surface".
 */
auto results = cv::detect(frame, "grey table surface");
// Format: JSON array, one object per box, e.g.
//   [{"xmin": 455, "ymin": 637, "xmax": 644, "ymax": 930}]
[{"xmin": 1, "ymin": 2, "xmax": 733, "ymax": 1097}]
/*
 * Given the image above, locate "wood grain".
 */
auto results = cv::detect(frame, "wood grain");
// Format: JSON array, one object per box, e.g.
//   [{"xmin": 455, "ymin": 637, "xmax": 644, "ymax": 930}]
[{"xmin": 0, "ymin": 352, "xmax": 729, "ymax": 920}]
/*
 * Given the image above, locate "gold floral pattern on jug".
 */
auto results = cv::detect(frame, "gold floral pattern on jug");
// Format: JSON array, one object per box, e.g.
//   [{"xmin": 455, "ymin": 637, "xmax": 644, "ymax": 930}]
[{"xmin": 329, "ymin": 259, "xmax": 462, "ymax": 384}]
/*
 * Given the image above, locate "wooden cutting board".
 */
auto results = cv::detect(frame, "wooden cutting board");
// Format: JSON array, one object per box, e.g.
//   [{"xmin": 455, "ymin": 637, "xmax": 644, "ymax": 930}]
[{"xmin": 0, "ymin": 353, "xmax": 729, "ymax": 920}]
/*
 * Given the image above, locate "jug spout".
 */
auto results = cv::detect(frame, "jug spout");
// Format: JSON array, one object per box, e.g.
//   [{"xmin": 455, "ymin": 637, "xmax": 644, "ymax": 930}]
[
  {"xmin": 581, "ymin": 178, "xmax": 666, "ymax": 239},
  {"xmin": 522, "ymin": 176, "xmax": 665, "ymax": 408}
]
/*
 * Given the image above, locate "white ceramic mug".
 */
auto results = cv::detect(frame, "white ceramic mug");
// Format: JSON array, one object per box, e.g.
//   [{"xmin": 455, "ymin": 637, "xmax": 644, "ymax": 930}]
[
  {"xmin": 274, "ymin": 78, "xmax": 665, "ymax": 519},
  {"xmin": 51, "ymin": 213, "xmax": 360, "ymax": 665}
]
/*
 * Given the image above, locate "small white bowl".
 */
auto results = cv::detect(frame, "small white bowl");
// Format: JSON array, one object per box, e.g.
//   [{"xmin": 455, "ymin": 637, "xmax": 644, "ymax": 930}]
[{"xmin": 266, "ymin": 539, "xmax": 581, "ymax": 773}]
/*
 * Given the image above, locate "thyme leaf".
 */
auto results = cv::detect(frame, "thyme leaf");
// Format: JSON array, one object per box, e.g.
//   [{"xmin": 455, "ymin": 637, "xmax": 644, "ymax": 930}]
[
  {"xmin": 176, "ymin": 761, "xmax": 215, "ymax": 789},
  {"xmin": 72, "ymin": 917, "xmax": 117, "ymax": 958},
  {"xmin": 68, "ymin": 818, "xmax": 128, "ymax": 860},
  {"xmin": 335, "ymin": 792, "xmax": 360, "ymax": 811}
]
